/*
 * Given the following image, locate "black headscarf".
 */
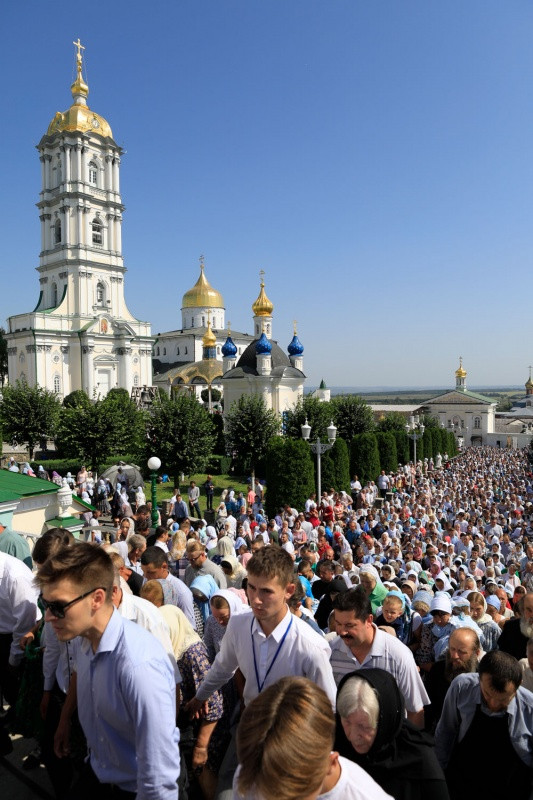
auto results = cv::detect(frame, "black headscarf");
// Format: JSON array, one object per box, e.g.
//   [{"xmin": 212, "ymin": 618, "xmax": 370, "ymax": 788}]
[
  {"xmin": 314, "ymin": 577, "xmax": 348, "ymax": 630},
  {"xmin": 335, "ymin": 668, "xmax": 449, "ymax": 800}
]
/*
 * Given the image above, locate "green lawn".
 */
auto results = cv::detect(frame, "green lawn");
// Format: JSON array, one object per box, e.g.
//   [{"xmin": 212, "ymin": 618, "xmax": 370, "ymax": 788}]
[{"xmin": 155, "ymin": 472, "xmax": 249, "ymax": 504}]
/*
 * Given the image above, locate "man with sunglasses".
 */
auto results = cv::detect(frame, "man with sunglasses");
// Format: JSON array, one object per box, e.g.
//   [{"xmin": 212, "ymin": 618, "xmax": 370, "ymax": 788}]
[
  {"xmin": 0, "ymin": 552, "xmax": 41, "ymax": 754},
  {"xmin": 36, "ymin": 543, "xmax": 180, "ymax": 800}
]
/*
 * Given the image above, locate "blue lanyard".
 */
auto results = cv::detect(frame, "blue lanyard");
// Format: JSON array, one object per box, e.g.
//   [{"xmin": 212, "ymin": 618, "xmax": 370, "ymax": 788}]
[{"xmin": 252, "ymin": 614, "xmax": 293, "ymax": 694}]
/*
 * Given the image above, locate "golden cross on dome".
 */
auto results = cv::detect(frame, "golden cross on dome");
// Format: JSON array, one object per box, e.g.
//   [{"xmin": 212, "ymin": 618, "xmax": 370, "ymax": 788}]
[
  {"xmin": 207, "ymin": 309, "xmax": 211, "ymax": 325},
  {"xmin": 259, "ymin": 268, "xmax": 265, "ymax": 284},
  {"xmin": 529, "ymin": 366, "xmax": 532, "ymax": 379},
  {"xmin": 199, "ymin": 254, "xmax": 205, "ymax": 269},
  {"xmin": 73, "ymin": 38, "xmax": 85, "ymax": 58},
  {"xmin": 227, "ymin": 320, "xmax": 231, "ymax": 334},
  {"xmin": 293, "ymin": 319, "xmax": 298, "ymax": 335}
]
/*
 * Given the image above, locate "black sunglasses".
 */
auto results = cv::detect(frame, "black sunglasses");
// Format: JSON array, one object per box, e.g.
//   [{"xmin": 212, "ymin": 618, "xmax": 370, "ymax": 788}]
[{"xmin": 39, "ymin": 587, "xmax": 106, "ymax": 619}]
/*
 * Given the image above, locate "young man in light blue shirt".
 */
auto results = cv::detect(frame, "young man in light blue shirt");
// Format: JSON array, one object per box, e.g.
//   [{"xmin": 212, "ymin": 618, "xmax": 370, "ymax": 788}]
[{"xmin": 36, "ymin": 542, "xmax": 180, "ymax": 800}]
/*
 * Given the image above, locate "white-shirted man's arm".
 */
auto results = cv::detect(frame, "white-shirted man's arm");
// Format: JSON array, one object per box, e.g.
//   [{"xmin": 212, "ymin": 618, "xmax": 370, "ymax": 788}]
[{"xmin": 5, "ymin": 565, "xmax": 41, "ymax": 665}]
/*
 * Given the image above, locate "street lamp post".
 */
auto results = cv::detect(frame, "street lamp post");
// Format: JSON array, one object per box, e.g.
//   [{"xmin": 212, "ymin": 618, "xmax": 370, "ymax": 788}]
[
  {"xmin": 405, "ymin": 414, "xmax": 425, "ymax": 470},
  {"xmin": 301, "ymin": 419, "xmax": 337, "ymax": 501},
  {"xmin": 147, "ymin": 456, "xmax": 161, "ymax": 526}
]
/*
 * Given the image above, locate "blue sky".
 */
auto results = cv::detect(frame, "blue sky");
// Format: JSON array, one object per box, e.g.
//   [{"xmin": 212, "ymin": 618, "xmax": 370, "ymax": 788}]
[{"xmin": 2, "ymin": 1, "xmax": 533, "ymax": 388}]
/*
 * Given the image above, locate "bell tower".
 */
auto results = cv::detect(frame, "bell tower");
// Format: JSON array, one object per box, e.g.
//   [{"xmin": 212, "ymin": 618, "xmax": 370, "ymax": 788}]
[{"xmin": 6, "ymin": 41, "xmax": 154, "ymax": 398}]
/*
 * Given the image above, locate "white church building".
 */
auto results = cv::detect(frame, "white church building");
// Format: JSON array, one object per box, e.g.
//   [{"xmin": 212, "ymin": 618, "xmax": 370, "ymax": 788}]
[{"xmin": 6, "ymin": 41, "xmax": 153, "ymax": 398}]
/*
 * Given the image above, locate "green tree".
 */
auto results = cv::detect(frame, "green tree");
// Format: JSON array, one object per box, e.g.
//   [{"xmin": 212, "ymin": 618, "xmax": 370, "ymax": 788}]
[
  {"xmin": 0, "ymin": 328, "xmax": 8, "ymax": 388},
  {"xmin": 283, "ymin": 396, "xmax": 333, "ymax": 440},
  {"xmin": 377, "ymin": 411, "xmax": 407, "ymax": 432},
  {"xmin": 224, "ymin": 395, "xmax": 279, "ymax": 475},
  {"xmin": 422, "ymin": 427, "xmax": 433, "ymax": 460},
  {"xmin": 146, "ymin": 393, "xmax": 215, "ymax": 479},
  {"xmin": 55, "ymin": 389, "xmax": 146, "ymax": 472},
  {"xmin": 430, "ymin": 427, "xmax": 442, "ymax": 460},
  {"xmin": 331, "ymin": 395, "xmax": 374, "ymax": 441},
  {"xmin": 320, "ymin": 437, "xmax": 351, "ymax": 494},
  {"xmin": 0, "ymin": 380, "xmax": 60, "ymax": 459},
  {"xmin": 447, "ymin": 431, "xmax": 458, "ymax": 457},
  {"xmin": 63, "ymin": 389, "xmax": 91, "ymax": 408},
  {"xmin": 100, "ymin": 388, "xmax": 146, "ymax": 458},
  {"xmin": 393, "ymin": 429, "xmax": 409, "ymax": 465},
  {"xmin": 201, "ymin": 388, "xmax": 222, "ymax": 404},
  {"xmin": 375, "ymin": 432, "xmax": 398, "ymax": 474},
  {"xmin": 350, "ymin": 432, "xmax": 381, "ymax": 484},
  {"xmin": 265, "ymin": 437, "xmax": 314, "ymax": 517}
]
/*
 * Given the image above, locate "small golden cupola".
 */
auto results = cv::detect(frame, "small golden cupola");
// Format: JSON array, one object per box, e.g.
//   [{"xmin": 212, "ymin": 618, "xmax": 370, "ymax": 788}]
[
  {"xmin": 525, "ymin": 367, "xmax": 533, "ymax": 396},
  {"xmin": 252, "ymin": 270, "xmax": 274, "ymax": 338},
  {"xmin": 46, "ymin": 39, "xmax": 113, "ymax": 139},
  {"xmin": 455, "ymin": 357, "xmax": 467, "ymax": 390},
  {"xmin": 252, "ymin": 270, "xmax": 274, "ymax": 317},
  {"xmin": 202, "ymin": 312, "xmax": 217, "ymax": 350}
]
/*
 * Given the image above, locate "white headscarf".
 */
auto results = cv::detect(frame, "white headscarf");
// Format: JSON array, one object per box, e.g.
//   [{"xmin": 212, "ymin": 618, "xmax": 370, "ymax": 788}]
[{"xmin": 211, "ymin": 589, "xmax": 251, "ymax": 617}]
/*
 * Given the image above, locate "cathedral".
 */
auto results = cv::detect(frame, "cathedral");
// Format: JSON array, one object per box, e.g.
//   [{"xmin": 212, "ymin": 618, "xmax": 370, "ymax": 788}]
[
  {"xmin": 5, "ymin": 41, "xmax": 153, "ymax": 398},
  {"xmin": 153, "ymin": 267, "xmax": 306, "ymax": 416}
]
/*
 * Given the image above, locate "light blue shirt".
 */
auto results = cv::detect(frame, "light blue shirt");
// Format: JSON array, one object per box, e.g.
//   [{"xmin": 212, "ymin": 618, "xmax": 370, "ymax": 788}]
[
  {"xmin": 74, "ymin": 609, "xmax": 180, "ymax": 799},
  {"xmin": 435, "ymin": 672, "xmax": 533, "ymax": 769}
]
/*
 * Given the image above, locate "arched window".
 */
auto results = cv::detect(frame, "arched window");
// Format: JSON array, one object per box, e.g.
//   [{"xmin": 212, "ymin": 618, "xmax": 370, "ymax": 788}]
[
  {"xmin": 176, "ymin": 346, "xmax": 180, "ymax": 355},
  {"xmin": 163, "ymin": 347, "xmax": 166, "ymax": 356},
  {"xmin": 92, "ymin": 218, "xmax": 103, "ymax": 245},
  {"xmin": 54, "ymin": 219, "xmax": 61, "ymax": 244},
  {"xmin": 88, "ymin": 161, "xmax": 98, "ymax": 186},
  {"xmin": 51, "ymin": 282, "xmax": 58, "ymax": 307},
  {"xmin": 156, "ymin": 347, "xmax": 160, "ymax": 356},
  {"xmin": 217, "ymin": 346, "xmax": 221, "ymax": 355},
  {"xmin": 184, "ymin": 346, "xmax": 188, "ymax": 355},
  {"xmin": 133, "ymin": 374, "xmax": 139, "ymax": 386},
  {"xmin": 53, "ymin": 375, "xmax": 61, "ymax": 394},
  {"xmin": 474, "ymin": 417, "xmax": 481, "ymax": 429},
  {"xmin": 202, "ymin": 316, "xmax": 205, "ymax": 326},
  {"xmin": 191, "ymin": 317, "xmax": 195, "ymax": 327},
  {"xmin": 96, "ymin": 282, "xmax": 105, "ymax": 304}
]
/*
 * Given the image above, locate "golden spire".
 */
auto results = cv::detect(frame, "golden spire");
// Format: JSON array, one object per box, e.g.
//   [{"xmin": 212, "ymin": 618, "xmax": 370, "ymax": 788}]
[
  {"xmin": 227, "ymin": 320, "xmax": 231, "ymax": 335},
  {"xmin": 455, "ymin": 356, "xmax": 467, "ymax": 379},
  {"xmin": 71, "ymin": 38, "xmax": 89, "ymax": 103},
  {"xmin": 252, "ymin": 269, "xmax": 274, "ymax": 317},
  {"xmin": 202, "ymin": 310, "xmax": 216, "ymax": 349},
  {"xmin": 293, "ymin": 319, "xmax": 298, "ymax": 335}
]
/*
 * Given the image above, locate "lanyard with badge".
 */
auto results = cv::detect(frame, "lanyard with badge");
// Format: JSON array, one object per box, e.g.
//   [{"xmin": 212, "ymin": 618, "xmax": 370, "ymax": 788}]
[{"xmin": 251, "ymin": 615, "xmax": 293, "ymax": 693}]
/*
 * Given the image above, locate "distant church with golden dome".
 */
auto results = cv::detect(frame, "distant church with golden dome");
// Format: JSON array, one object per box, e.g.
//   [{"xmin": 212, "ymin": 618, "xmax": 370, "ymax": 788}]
[
  {"xmin": 5, "ymin": 41, "xmax": 153, "ymax": 397},
  {"xmin": 153, "ymin": 265, "xmax": 306, "ymax": 416}
]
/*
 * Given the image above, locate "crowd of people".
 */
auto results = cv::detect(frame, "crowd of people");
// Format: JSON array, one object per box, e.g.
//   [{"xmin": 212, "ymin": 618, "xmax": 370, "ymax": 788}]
[{"xmin": 1, "ymin": 446, "xmax": 533, "ymax": 799}]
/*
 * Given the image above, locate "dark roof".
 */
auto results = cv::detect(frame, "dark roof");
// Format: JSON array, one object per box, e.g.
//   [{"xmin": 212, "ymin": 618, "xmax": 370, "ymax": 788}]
[{"xmin": 222, "ymin": 338, "xmax": 305, "ymax": 379}]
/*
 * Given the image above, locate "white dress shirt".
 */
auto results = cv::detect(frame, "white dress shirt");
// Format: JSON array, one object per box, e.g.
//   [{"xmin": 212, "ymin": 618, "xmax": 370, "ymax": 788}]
[{"xmin": 196, "ymin": 606, "xmax": 336, "ymax": 708}]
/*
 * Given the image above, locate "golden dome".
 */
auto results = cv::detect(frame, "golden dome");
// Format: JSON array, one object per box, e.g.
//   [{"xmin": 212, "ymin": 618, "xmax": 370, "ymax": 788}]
[
  {"xmin": 202, "ymin": 316, "xmax": 216, "ymax": 348},
  {"xmin": 455, "ymin": 357, "xmax": 467, "ymax": 379},
  {"xmin": 252, "ymin": 273, "xmax": 274, "ymax": 317},
  {"xmin": 182, "ymin": 262, "xmax": 224, "ymax": 309},
  {"xmin": 46, "ymin": 40, "xmax": 113, "ymax": 139}
]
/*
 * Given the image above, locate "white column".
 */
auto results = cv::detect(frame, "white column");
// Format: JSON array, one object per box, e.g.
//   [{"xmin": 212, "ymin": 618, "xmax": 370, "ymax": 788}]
[
  {"xmin": 113, "ymin": 158, "xmax": 120, "ymax": 194},
  {"xmin": 75, "ymin": 145, "xmax": 82, "ymax": 183},
  {"xmin": 45, "ymin": 155, "xmax": 52, "ymax": 189},
  {"xmin": 115, "ymin": 216, "xmax": 122, "ymax": 253},
  {"xmin": 64, "ymin": 146, "xmax": 71, "ymax": 184},
  {"xmin": 105, "ymin": 155, "xmax": 113, "ymax": 191},
  {"xmin": 63, "ymin": 206, "xmax": 70, "ymax": 244},
  {"xmin": 40, "ymin": 156, "xmax": 46, "ymax": 189},
  {"xmin": 80, "ymin": 146, "xmax": 87, "ymax": 183},
  {"xmin": 39, "ymin": 215, "xmax": 46, "ymax": 251}
]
